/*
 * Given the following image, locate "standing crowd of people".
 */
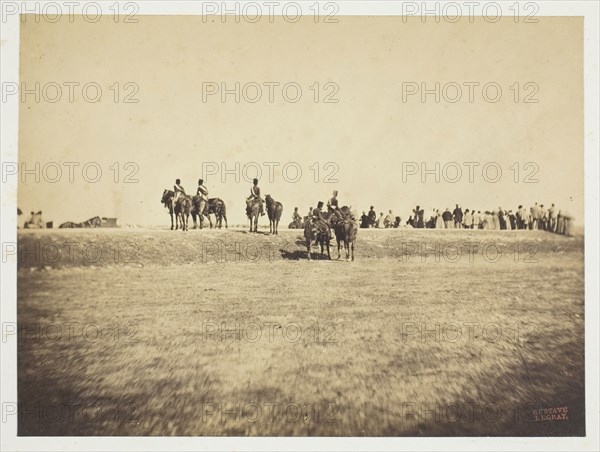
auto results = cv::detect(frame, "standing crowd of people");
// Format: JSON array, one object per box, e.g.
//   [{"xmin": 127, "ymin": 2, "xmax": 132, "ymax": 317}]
[{"xmin": 357, "ymin": 203, "xmax": 574, "ymax": 235}]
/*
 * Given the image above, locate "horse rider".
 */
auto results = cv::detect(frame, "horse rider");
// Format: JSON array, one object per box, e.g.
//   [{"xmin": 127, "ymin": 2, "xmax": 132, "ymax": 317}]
[
  {"xmin": 292, "ymin": 207, "xmax": 302, "ymax": 224},
  {"xmin": 327, "ymin": 190, "xmax": 342, "ymax": 225},
  {"xmin": 196, "ymin": 178, "xmax": 209, "ymax": 215},
  {"xmin": 327, "ymin": 190, "xmax": 339, "ymax": 211},
  {"xmin": 247, "ymin": 178, "xmax": 265, "ymax": 216},
  {"xmin": 173, "ymin": 178, "xmax": 186, "ymax": 205},
  {"xmin": 310, "ymin": 201, "xmax": 331, "ymax": 237}
]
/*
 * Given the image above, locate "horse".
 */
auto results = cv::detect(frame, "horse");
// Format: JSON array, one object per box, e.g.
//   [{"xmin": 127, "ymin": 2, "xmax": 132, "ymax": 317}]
[
  {"xmin": 333, "ymin": 218, "xmax": 357, "ymax": 261},
  {"xmin": 246, "ymin": 198, "xmax": 261, "ymax": 233},
  {"xmin": 59, "ymin": 221, "xmax": 83, "ymax": 228},
  {"xmin": 288, "ymin": 218, "xmax": 304, "ymax": 229},
  {"xmin": 23, "ymin": 211, "xmax": 45, "ymax": 229},
  {"xmin": 191, "ymin": 197, "xmax": 228, "ymax": 229},
  {"xmin": 82, "ymin": 216, "xmax": 102, "ymax": 228},
  {"xmin": 161, "ymin": 189, "xmax": 176, "ymax": 230},
  {"xmin": 191, "ymin": 195, "xmax": 208, "ymax": 229},
  {"xmin": 211, "ymin": 198, "xmax": 228, "ymax": 229},
  {"xmin": 265, "ymin": 195, "xmax": 283, "ymax": 235},
  {"xmin": 304, "ymin": 217, "xmax": 331, "ymax": 261},
  {"xmin": 174, "ymin": 195, "xmax": 192, "ymax": 231},
  {"xmin": 328, "ymin": 206, "xmax": 357, "ymax": 261}
]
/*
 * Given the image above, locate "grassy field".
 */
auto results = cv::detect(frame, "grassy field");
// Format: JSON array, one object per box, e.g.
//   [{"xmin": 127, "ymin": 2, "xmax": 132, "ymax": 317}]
[{"xmin": 17, "ymin": 227, "xmax": 585, "ymax": 436}]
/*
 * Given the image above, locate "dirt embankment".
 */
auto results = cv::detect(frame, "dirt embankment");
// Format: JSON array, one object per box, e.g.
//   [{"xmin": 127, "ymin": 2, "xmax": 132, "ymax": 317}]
[{"xmin": 15, "ymin": 228, "xmax": 583, "ymax": 270}]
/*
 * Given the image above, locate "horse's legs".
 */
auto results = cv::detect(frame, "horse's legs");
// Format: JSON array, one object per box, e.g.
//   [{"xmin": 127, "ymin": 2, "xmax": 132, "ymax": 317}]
[
  {"xmin": 224, "ymin": 214, "xmax": 228, "ymax": 229},
  {"xmin": 170, "ymin": 211, "xmax": 174, "ymax": 230},
  {"xmin": 351, "ymin": 240, "xmax": 355, "ymax": 262}
]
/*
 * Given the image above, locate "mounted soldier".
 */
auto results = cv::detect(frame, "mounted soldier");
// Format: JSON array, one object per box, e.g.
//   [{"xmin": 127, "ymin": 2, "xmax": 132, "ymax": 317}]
[
  {"xmin": 196, "ymin": 178, "xmax": 209, "ymax": 216},
  {"xmin": 173, "ymin": 178, "xmax": 186, "ymax": 206},
  {"xmin": 292, "ymin": 207, "xmax": 302, "ymax": 223},
  {"xmin": 311, "ymin": 201, "xmax": 333, "ymax": 239},
  {"xmin": 327, "ymin": 190, "xmax": 342, "ymax": 225},
  {"xmin": 246, "ymin": 178, "xmax": 265, "ymax": 216}
]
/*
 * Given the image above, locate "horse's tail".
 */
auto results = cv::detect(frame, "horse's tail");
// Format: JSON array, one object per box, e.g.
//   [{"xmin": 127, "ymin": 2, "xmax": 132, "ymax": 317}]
[
  {"xmin": 275, "ymin": 203, "xmax": 283, "ymax": 220},
  {"xmin": 219, "ymin": 199, "xmax": 227, "ymax": 217}
]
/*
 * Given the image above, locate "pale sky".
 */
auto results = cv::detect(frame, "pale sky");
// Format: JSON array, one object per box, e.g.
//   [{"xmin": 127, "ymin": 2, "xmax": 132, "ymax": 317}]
[{"xmin": 18, "ymin": 16, "xmax": 583, "ymax": 226}]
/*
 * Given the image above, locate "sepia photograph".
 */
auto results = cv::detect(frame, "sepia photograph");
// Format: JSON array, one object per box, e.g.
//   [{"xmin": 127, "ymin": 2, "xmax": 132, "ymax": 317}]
[{"xmin": 1, "ymin": 1, "xmax": 599, "ymax": 451}]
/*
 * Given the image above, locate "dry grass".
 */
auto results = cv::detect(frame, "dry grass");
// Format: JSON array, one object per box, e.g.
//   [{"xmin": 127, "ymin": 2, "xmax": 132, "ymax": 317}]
[{"xmin": 17, "ymin": 228, "xmax": 584, "ymax": 436}]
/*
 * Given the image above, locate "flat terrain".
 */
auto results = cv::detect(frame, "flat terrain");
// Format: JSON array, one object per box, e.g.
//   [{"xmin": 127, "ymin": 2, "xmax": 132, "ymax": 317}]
[{"xmin": 16, "ymin": 227, "xmax": 585, "ymax": 436}]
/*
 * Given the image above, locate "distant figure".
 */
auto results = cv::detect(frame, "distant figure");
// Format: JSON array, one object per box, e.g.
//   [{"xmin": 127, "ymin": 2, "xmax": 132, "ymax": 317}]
[
  {"xmin": 442, "ymin": 208, "xmax": 452, "ymax": 229},
  {"xmin": 368, "ymin": 206, "xmax": 377, "ymax": 228},
  {"xmin": 508, "ymin": 210, "xmax": 516, "ymax": 230},
  {"xmin": 556, "ymin": 210, "xmax": 563, "ymax": 234},
  {"xmin": 360, "ymin": 211, "xmax": 370, "ymax": 229},
  {"xmin": 453, "ymin": 204, "xmax": 463, "ymax": 229},
  {"xmin": 517, "ymin": 205, "xmax": 527, "ymax": 229},
  {"xmin": 435, "ymin": 210, "xmax": 443, "ymax": 229},
  {"xmin": 376, "ymin": 212, "xmax": 385, "ymax": 228},
  {"xmin": 539, "ymin": 204, "xmax": 547, "ymax": 230},
  {"xmin": 384, "ymin": 210, "xmax": 395, "ymax": 228},
  {"xmin": 472, "ymin": 210, "xmax": 480, "ymax": 229},
  {"xmin": 463, "ymin": 209, "xmax": 472, "ymax": 229},
  {"xmin": 173, "ymin": 178, "xmax": 186, "ymax": 204},
  {"xmin": 530, "ymin": 202, "xmax": 540, "ymax": 230},
  {"xmin": 548, "ymin": 203, "xmax": 556, "ymax": 232},
  {"xmin": 498, "ymin": 208, "xmax": 506, "ymax": 230},
  {"xmin": 413, "ymin": 205, "xmax": 425, "ymax": 228},
  {"xmin": 483, "ymin": 211, "xmax": 491, "ymax": 229},
  {"xmin": 394, "ymin": 216, "xmax": 401, "ymax": 228},
  {"xmin": 428, "ymin": 208, "xmax": 437, "ymax": 228}
]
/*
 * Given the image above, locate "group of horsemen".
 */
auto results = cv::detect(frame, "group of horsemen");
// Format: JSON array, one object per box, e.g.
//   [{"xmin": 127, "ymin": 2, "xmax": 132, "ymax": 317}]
[
  {"xmin": 172, "ymin": 177, "xmax": 351, "ymax": 235},
  {"xmin": 293, "ymin": 190, "xmax": 354, "ymax": 238}
]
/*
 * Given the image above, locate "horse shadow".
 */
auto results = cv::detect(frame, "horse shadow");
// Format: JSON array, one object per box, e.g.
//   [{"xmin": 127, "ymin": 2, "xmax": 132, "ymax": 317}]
[
  {"xmin": 279, "ymin": 249, "xmax": 305, "ymax": 260},
  {"xmin": 279, "ymin": 238, "xmax": 336, "ymax": 261},
  {"xmin": 239, "ymin": 230, "xmax": 270, "ymax": 236}
]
